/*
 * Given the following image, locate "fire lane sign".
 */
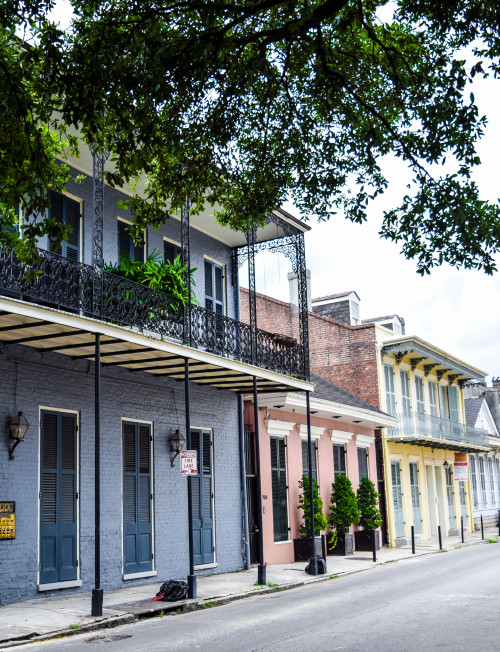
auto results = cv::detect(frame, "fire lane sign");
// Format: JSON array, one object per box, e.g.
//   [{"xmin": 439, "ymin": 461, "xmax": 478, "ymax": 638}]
[
  {"xmin": 181, "ymin": 450, "xmax": 197, "ymax": 476},
  {"xmin": 454, "ymin": 453, "xmax": 468, "ymax": 482}
]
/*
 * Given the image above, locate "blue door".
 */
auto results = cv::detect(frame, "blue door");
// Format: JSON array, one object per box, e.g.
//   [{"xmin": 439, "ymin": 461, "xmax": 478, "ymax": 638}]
[
  {"xmin": 123, "ymin": 421, "xmax": 153, "ymax": 575},
  {"xmin": 39, "ymin": 411, "xmax": 78, "ymax": 585},
  {"xmin": 191, "ymin": 429, "xmax": 214, "ymax": 565}
]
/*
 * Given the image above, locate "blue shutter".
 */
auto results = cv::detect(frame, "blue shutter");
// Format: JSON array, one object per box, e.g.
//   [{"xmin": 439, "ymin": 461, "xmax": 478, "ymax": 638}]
[
  {"xmin": 49, "ymin": 192, "xmax": 80, "ymax": 260},
  {"xmin": 123, "ymin": 421, "xmax": 153, "ymax": 575},
  {"xmin": 191, "ymin": 429, "xmax": 214, "ymax": 565},
  {"xmin": 40, "ymin": 411, "xmax": 78, "ymax": 585}
]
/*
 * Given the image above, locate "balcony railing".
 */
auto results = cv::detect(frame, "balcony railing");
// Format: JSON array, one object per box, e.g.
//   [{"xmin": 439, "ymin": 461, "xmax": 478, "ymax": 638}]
[
  {"xmin": 0, "ymin": 247, "xmax": 306, "ymax": 379},
  {"xmin": 388, "ymin": 411, "xmax": 489, "ymax": 448}
]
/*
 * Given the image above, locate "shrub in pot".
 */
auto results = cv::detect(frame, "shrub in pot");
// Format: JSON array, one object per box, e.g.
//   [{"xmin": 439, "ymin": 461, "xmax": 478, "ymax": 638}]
[
  {"xmin": 355, "ymin": 477, "xmax": 382, "ymax": 551},
  {"xmin": 294, "ymin": 475, "xmax": 327, "ymax": 561},
  {"xmin": 328, "ymin": 475, "xmax": 359, "ymax": 555}
]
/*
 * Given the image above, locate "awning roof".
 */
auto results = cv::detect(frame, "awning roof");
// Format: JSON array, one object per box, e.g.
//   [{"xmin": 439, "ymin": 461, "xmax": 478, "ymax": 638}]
[
  {"xmin": 381, "ymin": 336, "xmax": 487, "ymax": 383},
  {"xmin": 0, "ymin": 298, "xmax": 314, "ymax": 395},
  {"xmin": 386, "ymin": 435, "xmax": 489, "ymax": 453}
]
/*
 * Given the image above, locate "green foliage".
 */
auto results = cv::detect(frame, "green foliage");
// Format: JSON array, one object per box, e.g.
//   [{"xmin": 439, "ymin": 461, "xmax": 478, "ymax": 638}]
[
  {"xmin": 357, "ymin": 477, "xmax": 383, "ymax": 531},
  {"xmin": 329, "ymin": 475, "xmax": 360, "ymax": 535},
  {"xmin": 3, "ymin": 2, "xmax": 500, "ymax": 272},
  {"xmin": 104, "ymin": 249, "xmax": 197, "ymax": 308},
  {"xmin": 298, "ymin": 475, "xmax": 328, "ymax": 538}
]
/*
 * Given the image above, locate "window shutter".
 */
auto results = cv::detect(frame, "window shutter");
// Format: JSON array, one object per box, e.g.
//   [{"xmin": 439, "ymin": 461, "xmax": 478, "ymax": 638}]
[
  {"xmin": 448, "ymin": 386, "xmax": 459, "ymax": 422},
  {"xmin": 215, "ymin": 266, "xmax": 223, "ymax": 303},
  {"xmin": 4, "ymin": 205, "xmax": 19, "ymax": 234},
  {"xmin": 118, "ymin": 221, "xmax": 131, "ymax": 260},
  {"xmin": 133, "ymin": 233, "xmax": 144, "ymax": 262},
  {"xmin": 205, "ymin": 260, "xmax": 213, "ymax": 311},
  {"xmin": 49, "ymin": 192, "xmax": 64, "ymax": 255},
  {"xmin": 301, "ymin": 439, "xmax": 317, "ymax": 480},
  {"xmin": 164, "ymin": 241, "xmax": 175, "ymax": 263},
  {"xmin": 64, "ymin": 199, "xmax": 80, "ymax": 261}
]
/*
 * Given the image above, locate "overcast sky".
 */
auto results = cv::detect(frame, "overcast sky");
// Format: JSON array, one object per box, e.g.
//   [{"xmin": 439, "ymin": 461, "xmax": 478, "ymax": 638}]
[
  {"xmin": 47, "ymin": 3, "xmax": 500, "ymax": 380},
  {"xmin": 246, "ymin": 72, "xmax": 500, "ymax": 382}
]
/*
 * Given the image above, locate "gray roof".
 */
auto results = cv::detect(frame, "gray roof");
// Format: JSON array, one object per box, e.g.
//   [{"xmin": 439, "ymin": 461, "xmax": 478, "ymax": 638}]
[
  {"xmin": 310, "ymin": 373, "xmax": 388, "ymax": 416},
  {"xmin": 464, "ymin": 397, "xmax": 484, "ymax": 428}
]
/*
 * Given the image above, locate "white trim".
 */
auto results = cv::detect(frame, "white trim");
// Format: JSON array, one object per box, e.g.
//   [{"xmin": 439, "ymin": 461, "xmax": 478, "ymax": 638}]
[
  {"xmin": 390, "ymin": 454, "xmax": 403, "ymax": 461},
  {"xmin": 203, "ymin": 256, "xmax": 227, "ymax": 316},
  {"xmin": 408, "ymin": 454, "xmax": 421, "ymax": 462},
  {"xmin": 356, "ymin": 434, "xmax": 373, "ymax": 449},
  {"xmin": 0, "ymin": 297, "xmax": 314, "ymax": 392},
  {"xmin": 123, "ymin": 570, "xmax": 158, "ymax": 580},
  {"xmin": 195, "ymin": 562, "xmax": 218, "ymax": 571},
  {"xmin": 330, "ymin": 430, "xmax": 353, "ymax": 445},
  {"xmin": 298, "ymin": 424, "xmax": 324, "ymax": 440},
  {"xmin": 38, "ymin": 580, "xmax": 82, "ymax": 592},
  {"xmin": 266, "ymin": 419, "xmax": 295, "ymax": 437},
  {"xmin": 163, "ymin": 236, "xmax": 181, "ymax": 248}
]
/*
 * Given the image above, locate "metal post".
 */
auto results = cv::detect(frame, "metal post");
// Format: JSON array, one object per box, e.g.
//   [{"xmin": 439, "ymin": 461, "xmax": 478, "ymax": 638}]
[
  {"xmin": 91, "ymin": 334, "xmax": 103, "ymax": 616},
  {"xmin": 372, "ymin": 530, "xmax": 377, "ymax": 562},
  {"xmin": 238, "ymin": 395, "xmax": 251, "ymax": 570},
  {"xmin": 438, "ymin": 525, "xmax": 442, "ymax": 550},
  {"xmin": 498, "ymin": 510, "xmax": 500, "ymax": 537},
  {"xmin": 185, "ymin": 359, "xmax": 196, "ymax": 598},
  {"xmin": 181, "ymin": 199, "xmax": 192, "ymax": 346},
  {"xmin": 92, "ymin": 151, "xmax": 106, "ymax": 318},
  {"xmin": 295, "ymin": 233, "xmax": 310, "ymax": 380},
  {"xmin": 253, "ymin": 377, "xmax": 266, "ymax": 585},
  {"xmin": 306, "ymin": 391, "xmax": 318, "ymax": 575},
  {"xmin": 481, "ymin": 514, "xmax": 484, "ymax": 540},
  {"xmin": 411, "ymin": 525, "xmax": 415, "ymax": 554},
  {"xmin": 461, "ymin": 516, "xmax": 464, "ymax": 543},
  {"xmin": 246, "ymin": 229, "xmax": 258, "ymax": 366}
]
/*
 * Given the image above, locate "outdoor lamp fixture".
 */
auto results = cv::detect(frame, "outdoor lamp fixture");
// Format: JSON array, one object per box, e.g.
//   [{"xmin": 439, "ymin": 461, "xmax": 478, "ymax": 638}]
[
  {"xmin": 443, "ymin": 460, "xmax": 450, "ymax": 471},
  {"xmin": 168, "ymin": 429, "xmax": 185, "ymax": 467},
  {"xmin": 9, "ymin": 411, "xmax": 30, "ymax": 460}
]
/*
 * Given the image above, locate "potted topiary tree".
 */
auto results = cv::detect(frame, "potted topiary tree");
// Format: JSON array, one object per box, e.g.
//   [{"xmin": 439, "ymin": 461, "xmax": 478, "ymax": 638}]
[
  {"xmin": 294, "ymin": 475, "xmax": 328, "ymax": 561},
  {"xmin": 328, "ymin": 475, "xmax": 359, "ymax": 555},
  {"xmin": 355, "ymin": 477, "xmax": 383, "ymax": 551}
]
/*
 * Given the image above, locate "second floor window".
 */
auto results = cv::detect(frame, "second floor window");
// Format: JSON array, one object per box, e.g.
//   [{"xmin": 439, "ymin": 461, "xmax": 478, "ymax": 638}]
[
  {"xmin": 49, "ymin": 192, "xmax": 80, "ymax": 261},
  {"xmin": 384, "ymin": 364, "xmax": 396, "ymax": 415},
  {"xmin": 4, "ymin": 205, "xmax": 21, "ymax": 234},
  {"xmin": 415, "ymin": 377, "xmax": 425, "ymax": 413},
  {"xmin": 301, "ymin": 439, "xmax": 317, "ymax": 481},
  {"xmin": 400, "ymin": 370, "xmax": 411, "ymax": 414},
  {"xmin": 118, "ymin": 219, "xmax": 144, "ymax": 262},
  {"xmin": 428, "ymin": 381, "xmax": 438, "ymax": 416},
  {"xmin": 164, "ymin": 240, "xmax": 182, "ymax": 264},
  {"xmin": 204, "ymin": 259, "xmax": 224, "ymax": 314},
  {"xmin": 447, "ymin": 386, "xmax": 459, "ymax": 422}
]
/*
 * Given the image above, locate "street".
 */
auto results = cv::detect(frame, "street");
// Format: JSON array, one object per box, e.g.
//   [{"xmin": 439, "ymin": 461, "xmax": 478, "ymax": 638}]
[{"xmin": 15, "ymin": 543, "xmax": 500, "ymax": 652}]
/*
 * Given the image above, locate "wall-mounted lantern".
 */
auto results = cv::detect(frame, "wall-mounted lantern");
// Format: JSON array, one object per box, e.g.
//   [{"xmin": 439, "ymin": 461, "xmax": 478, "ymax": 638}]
[
  {"xmin": 9, "ymin": 411, "xmax": 30, "ymax": 460},
  {"xmin": 168, "ymin": 429, "xmax": 185, "ymax": 467}
]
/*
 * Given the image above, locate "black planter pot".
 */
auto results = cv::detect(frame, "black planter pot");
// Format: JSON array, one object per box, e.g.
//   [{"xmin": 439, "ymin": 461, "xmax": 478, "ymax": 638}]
[
  {"xmin": 293, "ymin": 536, "xmax": 325, "ymax": 561},
  {"xmin": 327, "ymin": 532, "xmax": 354, "ymax": 556},
  {"xmin": 354, "ymin": 529, "xmax": 380, "ymax": 552}
]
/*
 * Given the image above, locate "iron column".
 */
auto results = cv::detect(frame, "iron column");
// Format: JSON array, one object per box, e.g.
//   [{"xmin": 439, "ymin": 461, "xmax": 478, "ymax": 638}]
[
  {"xmin": 185, "ymin": 358, "xmax": 196, "ymax": 597},
  {"xmin": 91, "ymin": 334, "xmax": 103, "ymax": 616},
  {"xmin": 306, "ymin": 391, "xmax": 318, "ymax": 575},
  {"xmin": 253, "ymin": 377, "xmax": 266, "ymax": 584}
]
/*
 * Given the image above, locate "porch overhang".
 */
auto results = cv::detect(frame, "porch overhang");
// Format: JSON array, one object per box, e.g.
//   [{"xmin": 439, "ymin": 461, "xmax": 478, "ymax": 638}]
[
  {"xmin": 0, "ymin": 297, "xmax": 314, "ymax": 394},
  {"xmin": 386, "ymin": 435, "xmax": 489, "ymax": 453}
]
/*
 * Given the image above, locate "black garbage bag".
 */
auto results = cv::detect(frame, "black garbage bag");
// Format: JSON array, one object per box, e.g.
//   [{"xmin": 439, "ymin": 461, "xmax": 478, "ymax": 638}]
[
  {"xmin": 305, "ymin": 555, "xmax": 327, "ymax": 575},
  {"xmin": 154, "ymin": 580, "xmax": 189, "ymax": 602}
]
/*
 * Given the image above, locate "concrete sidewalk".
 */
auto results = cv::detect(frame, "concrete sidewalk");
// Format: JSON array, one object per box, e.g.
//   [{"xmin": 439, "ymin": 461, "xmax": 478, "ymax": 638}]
[{"xmin": 1, "ymin": 527, "xmax": 498, "ymax": 649}]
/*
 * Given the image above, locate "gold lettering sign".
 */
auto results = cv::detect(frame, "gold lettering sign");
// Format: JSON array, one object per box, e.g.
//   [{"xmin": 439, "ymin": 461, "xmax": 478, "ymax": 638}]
[{"xmin": 0, "ymin": 502, "xmax": 15, "ymax": 540}]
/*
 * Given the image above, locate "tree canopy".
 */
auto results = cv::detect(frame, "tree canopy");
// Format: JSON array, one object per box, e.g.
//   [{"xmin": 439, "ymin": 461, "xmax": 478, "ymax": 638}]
[{"xmin": 1, "ymin": 0, "xmax": 500, "ymax": 272}]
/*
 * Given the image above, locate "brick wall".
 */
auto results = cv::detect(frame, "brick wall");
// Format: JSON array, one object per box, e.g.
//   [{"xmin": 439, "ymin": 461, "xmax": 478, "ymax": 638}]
[
  {"xmin": 0, "ymin": 344, "xmax": 243, "ymax": 605},
  {"xmin": 241, "ymin": 288, "xmax": 380, "ymax": 407}
]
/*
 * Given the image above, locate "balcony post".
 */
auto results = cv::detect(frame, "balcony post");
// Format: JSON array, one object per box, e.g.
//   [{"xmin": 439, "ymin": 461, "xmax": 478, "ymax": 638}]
[
  {"xmin": 91, "ymin": 333, "xmax": 103, "ymax": 616},
  {"xmin": 92, "ymin": 150, "xmax": 106, "ymax": 319},
  {"xmin": 185, "ymin": 358, "xmax": 196, "ymax": 598},
  {"xmin": 246, "ymin": 228, "xmax": 258, "ymax": 365},
  {"xmin": 181, "ymin": 199, "xmax": 192, "ymax": 347},
  {"xmin": 294, "ymin": 232, "xmax": 310, "ymax": 380},
  {"xmin": 306, "ymin": 391, "xmax": 318, "ymax": 575},
  {"xmin": 253, "ymin": 376, "xmax": 266, "ymax": 585}
]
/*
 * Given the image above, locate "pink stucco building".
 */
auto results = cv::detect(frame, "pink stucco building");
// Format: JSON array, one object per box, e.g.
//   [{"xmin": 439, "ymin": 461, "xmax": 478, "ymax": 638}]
[{"xmin": 244, "ymin": 374, "xmax": 396, "ymax": 565}]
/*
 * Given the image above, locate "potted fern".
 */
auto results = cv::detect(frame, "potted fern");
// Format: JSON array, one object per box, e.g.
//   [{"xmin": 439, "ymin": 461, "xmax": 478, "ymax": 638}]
[
  {"xmin": 355, "ymin": 477, "xmax": 382, "ymax": 551},
  {"xmin": 328, "ymin": 475, "xmax": 359, "ymax": 555},
  {"xmin": 294, "ymin": 475, "xmax": 327, "ymax": 561}
]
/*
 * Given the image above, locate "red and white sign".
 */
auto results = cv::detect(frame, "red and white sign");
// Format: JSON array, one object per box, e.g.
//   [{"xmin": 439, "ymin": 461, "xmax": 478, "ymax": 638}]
[
  {"xmin": 181, "ymin": 450, "xmax": 197, "ymax": 476},
  {"xmin": 454, "ymin": 453, "xmax": 468, "ymax": 482}
]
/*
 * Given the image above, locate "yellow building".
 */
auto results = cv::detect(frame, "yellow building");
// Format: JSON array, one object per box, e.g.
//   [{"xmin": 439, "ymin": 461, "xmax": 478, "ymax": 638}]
[{"xmin": 376, "ymin": 335, "xmax": 489, "ymax": 546}]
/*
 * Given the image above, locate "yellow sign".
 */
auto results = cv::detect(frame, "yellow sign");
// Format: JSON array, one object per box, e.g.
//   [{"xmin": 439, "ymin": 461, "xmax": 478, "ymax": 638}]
[{"xmin": 0, "ymin": 502, "xmax": 15, "ymax": 540}]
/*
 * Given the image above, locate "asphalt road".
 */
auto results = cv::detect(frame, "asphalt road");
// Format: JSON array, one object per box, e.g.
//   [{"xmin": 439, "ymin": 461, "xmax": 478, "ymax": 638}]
[{"xmin": 17, "ymin": 543, "xmax": 500, "ymax": 652}]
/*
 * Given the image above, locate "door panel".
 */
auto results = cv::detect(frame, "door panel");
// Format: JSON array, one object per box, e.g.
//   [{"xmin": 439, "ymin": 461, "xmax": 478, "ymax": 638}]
[
  {"xmin": 40, "ymin": 411, "xmax": 78, "ymax": 585},
  {"xmin": 123, "ymin": 421, "xmax": 153, "ymax": 575},
  {"xmin": 391, "ymin": 461, "xmax": 404, "ymax": 538},
  {"xmin": 191, "ymin": 429, "xmax": 215, "ymax": 565},
  {"xmin": 244, "ymin": 429, "xmax": 259, "ymax": 564}
]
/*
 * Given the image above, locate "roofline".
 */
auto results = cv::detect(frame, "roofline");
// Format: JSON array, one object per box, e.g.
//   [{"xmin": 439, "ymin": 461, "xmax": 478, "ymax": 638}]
[{"xmin": 274, "ymin": 207, "xmax": 311, "ymax": 232}]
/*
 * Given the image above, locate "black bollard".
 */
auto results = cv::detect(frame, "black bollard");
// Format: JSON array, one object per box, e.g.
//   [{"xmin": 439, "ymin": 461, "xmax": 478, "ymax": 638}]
[
  {"xmin": 372, "ymin": 530, "xmax": 377, "ymax": 562},
  {"xmin": 481, "ymin": 514, "xmax": 484, "ymax": 540},
  {"xmin": 498, "ymin": 510, "xmax": 500, "ymax": 537},
  {"xmin": 461, "ymin": 516, "xmax": 464, "ymax": 543},
  {"xmin": 438, "ymin": 525, "xmax": 442, "ymax": 550},
  {"xmin": 411, "ymin": 525, "xmax": 415, "ymax": 554}
]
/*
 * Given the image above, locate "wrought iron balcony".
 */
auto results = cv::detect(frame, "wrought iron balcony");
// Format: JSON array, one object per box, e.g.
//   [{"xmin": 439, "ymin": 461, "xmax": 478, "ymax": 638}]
[
  {"xmin": 387, "ymin": 411, "xmax": 489, "ymax": 449},
  {"xmin": 0, "ymin": 247, "xmax": 306, "ymax": 379}
]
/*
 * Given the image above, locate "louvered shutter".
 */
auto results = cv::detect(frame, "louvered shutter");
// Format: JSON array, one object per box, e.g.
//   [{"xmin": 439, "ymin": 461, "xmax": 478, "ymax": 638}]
[
  {"xmin": 49, "ymin": 192, "xmax": 80, "ymax": 260},
  {"xmin": 164, "ymin": 241, "xmax": 181, "ymax": 264},
  {"xmin": 49, "ymin": 192, "xmax": 64, "ymax": 255},
  {"xmin": 214, "ymin": 266, "xmax": 223, "ymax": 314},
  {"xmin": 134, "ymin": 234, "xmax": 144, "ymax": 263},
  {"xmin": 190, "ymin": 429, "xmax": 214, "ymax": 565},
  {"xmin": 357, "ymin": 448, "xmax": 368, "ymax": 480},
  {"xmin": 118, "ymin": 221, "xmax": 131, "ymax": 261},
  {"xmin": 301, "ymin": 439, "xmax": 317, "ymax": 480},
  {"xmin": 123, "ymin": 421, "xmax": 153, "ymax": 575},
  {"xmin": 333, "ymin": 444, "xmax": 346, "ymax": 477},
  {"xmin": 270, "ymin": 437, "xmax": 288, "ymax": 542},
  {"xmin": 40, "ymin": 411, "xmax": 77, "ymax": 585},
  {"xmin": 448, "ymin": 386, "xmax": 459, "ymax": 422},
  {"xmin": 204, "ymin": 261, "xmax": 213, "ymax": 312}
]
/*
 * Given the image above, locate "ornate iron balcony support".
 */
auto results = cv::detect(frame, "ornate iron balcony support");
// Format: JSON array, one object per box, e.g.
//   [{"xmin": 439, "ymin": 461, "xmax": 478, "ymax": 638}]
[
  {"xmin": 294, "ymin": 231, "xmax": 310, "ymax": 381},
  {"xmin": 246, "ymin": 228, "xmax": 258, "ymax": 365},
  {"xmin": 181, "ymin": 199, "xmax": 192, "ymax": 346},
  {"xmin": 92, "ymin": 150, "xmax": 107, "ymax": 318}
]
